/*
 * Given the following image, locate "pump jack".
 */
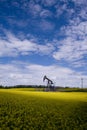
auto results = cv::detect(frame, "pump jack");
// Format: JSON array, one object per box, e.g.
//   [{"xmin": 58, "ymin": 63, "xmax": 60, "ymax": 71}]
[{"xmin": 43, "ymin": 75, "xmax": 54, "ymax": 91}]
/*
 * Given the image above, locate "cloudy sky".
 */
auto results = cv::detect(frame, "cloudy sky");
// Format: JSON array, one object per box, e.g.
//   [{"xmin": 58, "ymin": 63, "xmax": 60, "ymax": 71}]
[{"xmin": 0, "ymin": 0, "xmax": 87, "ymax": 87}]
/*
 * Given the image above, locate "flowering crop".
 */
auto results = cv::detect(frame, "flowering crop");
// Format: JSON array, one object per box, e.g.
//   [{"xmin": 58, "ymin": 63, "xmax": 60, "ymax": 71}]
[{"xmin": 0, "ymin": 89, "xmax": 87, "ymax": 130}]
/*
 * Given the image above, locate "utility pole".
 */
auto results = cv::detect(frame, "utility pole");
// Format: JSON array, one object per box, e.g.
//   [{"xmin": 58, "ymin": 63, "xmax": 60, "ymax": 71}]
[{"xmin": 81, "ymin": 78, "xmax": 83, "ymax": 89}]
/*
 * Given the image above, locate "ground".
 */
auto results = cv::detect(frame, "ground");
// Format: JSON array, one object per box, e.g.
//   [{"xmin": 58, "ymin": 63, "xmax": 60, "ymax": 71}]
[{"xmin": 0, "ymin": 88, "xmax": 87, "ymax": 130}]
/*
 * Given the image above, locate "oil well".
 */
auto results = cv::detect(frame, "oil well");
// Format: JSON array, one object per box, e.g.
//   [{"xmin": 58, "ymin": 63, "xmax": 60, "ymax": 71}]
[{"xmin": 43, "ymin": 75, "xmax": 55, "ymax": 91}]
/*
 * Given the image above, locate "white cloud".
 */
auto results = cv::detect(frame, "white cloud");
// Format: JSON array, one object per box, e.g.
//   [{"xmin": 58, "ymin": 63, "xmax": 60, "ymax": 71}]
[
  {"xmin": 40, "ymin": 9, "xmax": 52, "ymax": 18},
  {"xmin": 54, "ymin": 1, "xmax": 75, "ymax": 19},
  {"xmin": 72, "ymin": 0, "xmax": 87, "ymax": 20},
  {"xmin": 0, "ymin": 39, "xmax": 18, "ymax": 57},
  {"xmin": 38, "ymin": 43, "xmax": 55, "ymax": 55},
  {"xmin": 69, "ymin": 17, "xmax": 81, "ymax": 26},
  {"xmin": 64, "ymin": 21, "xmax": 87, "ymax": 45},
  {"xmin": 72, "ymin": 0, "xmax": 87, "ymax": 5},
  {"xmin": 7, "ymin": 18, "xmax": 28, "ymax": 28},
  {"xmin": 0, "ymin": 30, "xmax": 54, "ymax": 57},
  {"xmin": 53, "ymin": 0, "xmax": 87, "ymax": 21},
  {"xmin": 0, "ymin": 62, "xmax": 87, "ymax": 87},
  {"xmin": 29, "ymin": 3, "xmax": 42, "ymax": 17},
  {"xmin": 42, "ymin": 0, "xmax": 57, "ymax": 7},
  {"xmin": 55, "ymin": 3, "xmax": 67, "ymax": 17},
  {"xmin": 53, "ymin": 21, "xmax": 87, "ymax": 68},
  {"xmin": 39, "ymin": 20, "xmax": 55, "ymax": 31},
  {"xmin": 53, "ymin": 37, "xmax": 87, "ymax": 61},
  {"xmin": 79, "ymin": 9, "xmax": 87, "ymax": 20}
]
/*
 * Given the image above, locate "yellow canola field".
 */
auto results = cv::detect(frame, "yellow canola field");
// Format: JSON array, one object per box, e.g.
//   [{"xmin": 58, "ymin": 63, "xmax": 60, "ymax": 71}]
[{"xmin": 0, "ymin": 88, "xmax": 87, "ymax": 130}]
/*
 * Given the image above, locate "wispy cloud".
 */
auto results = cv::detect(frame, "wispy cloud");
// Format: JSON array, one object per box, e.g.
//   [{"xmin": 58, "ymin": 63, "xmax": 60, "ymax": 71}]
[
  {"xmin": 53, "ymin": 20, "xmax": 87, "ymax": 68},
  {"xmin": 55, "ymin": 3, "xmax": 67, "ymax": 17},
  {"xmin": 28, "ymin": 2, "xmax": 42, "ymax": 17},
  {"xmin": 72, "ymin": 0, "xmax": 87, "ymax": 21},
  {"xmin": 41, "ymin": 0, "xmax": 57, "ymax": 7},
  {"xmin": 40, "ymin": 9, "xmax": 53, "ymax": 18},
  {"xmin": 72, "ymin": 0, "xmax": 87, "ymax": 5},
  {"xmin": 53, "ymin": 38, "xmax": 87, "ymax": 62},
  {"xmin": 0, "ymin": 30, "xmax": 54, "ymax": 57},
  {"xmin": 7, "ymin": 18, "xmax": 28, "ymax": 28},
  {"xmin": 0, "ymin": 0, "xmax": 87, "ymax": 87},
  {"xmin": 39, "ymin": 20, "xmax": 55, "ymax": 31},
  {"xmin": 0, "ymin": 62, "xmax": 86, "ymax": 87}
]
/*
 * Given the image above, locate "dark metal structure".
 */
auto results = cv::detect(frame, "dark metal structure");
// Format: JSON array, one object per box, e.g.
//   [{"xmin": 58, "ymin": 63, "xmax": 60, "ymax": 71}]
[
  {"xmin": 81, "ymin": 78, "xmax": 83, "ymax": 88},
  {"xmin": 43, "ymin": 75, "xmax": 55, "ymax": 91}
]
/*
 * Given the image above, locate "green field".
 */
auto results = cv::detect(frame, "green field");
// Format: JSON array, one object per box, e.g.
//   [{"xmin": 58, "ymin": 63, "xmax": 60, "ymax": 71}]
[{"xmin": 0, "ymin": 89, "xmax": 87, "ymax": 130}]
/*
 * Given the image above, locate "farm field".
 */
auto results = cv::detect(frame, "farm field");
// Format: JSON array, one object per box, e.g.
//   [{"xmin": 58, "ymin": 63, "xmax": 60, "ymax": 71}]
[{"xmin": 0, "ymin": 89, "xmax": 87, "ymax": 130}]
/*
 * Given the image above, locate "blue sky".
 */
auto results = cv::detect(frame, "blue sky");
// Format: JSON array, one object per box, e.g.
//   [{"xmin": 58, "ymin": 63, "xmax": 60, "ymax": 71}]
[{"xmin": 0, "ymin": 0, "xmax": 87, "ymax": 87}]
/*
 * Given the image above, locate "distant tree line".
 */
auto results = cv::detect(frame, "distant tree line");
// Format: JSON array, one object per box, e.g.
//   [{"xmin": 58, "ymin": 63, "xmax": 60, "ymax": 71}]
[
  {"xmin": 0, "ymin": 85, "xmax": 47, "ymax": 89},
  {"xmin": 0, "ymin": 85, "xmax": 3, "ymax": 88},
  {"xmin": 0, "ymin": 85, "xmax": 87, "ymax": 92}
]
